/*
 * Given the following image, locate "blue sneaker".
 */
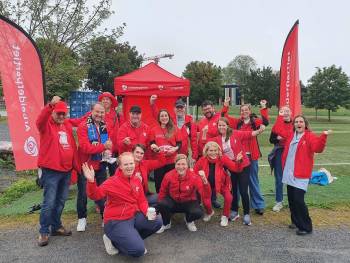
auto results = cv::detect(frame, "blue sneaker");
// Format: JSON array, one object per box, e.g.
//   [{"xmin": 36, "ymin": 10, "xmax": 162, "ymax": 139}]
[
  {"xmin": 243, "ymin": 214, "xmax": 252, "ymax": 226},
  {"xmin": 229, "ymin": 211, "xmax": 240, "ymax": 221}
]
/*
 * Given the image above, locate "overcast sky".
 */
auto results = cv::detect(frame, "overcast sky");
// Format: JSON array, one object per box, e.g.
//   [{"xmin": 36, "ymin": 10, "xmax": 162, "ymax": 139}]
[{"xmin": 105, "ymin": 0, "xmax": 350, "ymax": 83}]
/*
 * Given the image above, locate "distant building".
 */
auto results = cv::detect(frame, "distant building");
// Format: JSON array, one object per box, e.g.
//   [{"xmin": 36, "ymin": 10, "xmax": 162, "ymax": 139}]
[{"xmin": 222, "ymin": 84, "xmax": 241, "ymax": 105}]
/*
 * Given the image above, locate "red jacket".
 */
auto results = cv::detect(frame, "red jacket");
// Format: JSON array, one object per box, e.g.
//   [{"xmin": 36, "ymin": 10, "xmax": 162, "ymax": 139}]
[
  {"xmin": 117, "ymin": 121, "xmax": 150, "ymax": 153},
  {"xmin": 77, "ymin": 119, "xmax": 108, "ymax": 170},
  {"xmin": 149, "ymin": 125, "xmax": 182, "ymax": 164},
  {"xmin": 134, "ymin": 153, "xmax": 166, "ymax": 193},
  {"xmin": 226, "ymin": 108, "xmax": 269, "ymax": 160},
  {"xmin": 271, "ymin": 116, "xmax": 294, "ymax": 147},
  {"xmin": 210, "ymin": 130, "xmax": 252, "ymax": 170},
  {"xmin": 282, "ymin": 131, "xmax": 328, "ymax": 179},
  {"xmin": 87, "ymin": 169, "xmax": 148, "ymax": 223},
  {"xmin": 158, "ymin": 169, "xmax": 211, "ymax": 202},
  {"xmin": 151, "ymin": 105, "xmax": 198, "ymax": 159},
  {"xmin": 36, "ymin": 104, "xmax": 79, "ymax": 172},
  {"xmin": 197, "ymin": 106, "xmax": 229, "ymax": 157},
  {"xmin": 194, "ymin": 156, "xmax": 238, "ymax": 194}
]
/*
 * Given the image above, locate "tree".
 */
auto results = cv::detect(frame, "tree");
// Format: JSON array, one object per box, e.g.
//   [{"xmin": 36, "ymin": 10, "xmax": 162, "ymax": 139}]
[
  {"xmin": 222, "ymin": 55, "xmax": 256, "ymax": 102},
  {"xmin": 36, "ymin": 38, "xmax": 86, "ymax": 99},
  {"xmin": 81, "ymin": 36, "xmax": 143, "ymax": 93},
  {"xmin": 305, "ymin": 65, "xmax": 350, "ymax": 121},
  {"xmin": 245, "ymin": 66, "xmax": 279, "ymax": 106},
  {"xmin": 183, "ymin": 61, "xmax": 222, "ymax": 109},
  {"xmin": 0, "ymin": 0, "xmax": 124, "ymax": 98}
]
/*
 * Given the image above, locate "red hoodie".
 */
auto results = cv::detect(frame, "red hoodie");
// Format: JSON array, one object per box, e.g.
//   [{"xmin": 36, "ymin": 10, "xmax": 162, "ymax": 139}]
[
  {"xmin": 151, "ymin": 105, "xmax": 198, "ymax": 159},
  {"xmin": 282, "ymin": 131, "xmax": 328, "ymax": 179},
  {"xmin": 226, "ymin": 108, "xmax": 269, "ymax": 160},
  {"xmin": 117, "ymin": 121, "xmax": 150, "ymax": 153},
  {"xmin": 194, "ymin": 155, "xmax": 239, "ymax": 194},
  {"xmin": 36, "ymin": 104, "xmax": 79, "ymax": 172},
  {"xmin": 87, "ymin": 169, "xmax": 148, "ymax": 223},
  {"xmin": 209, "ymin": 130, "xmax": 252, "ymax": 171},
  {"xmin": 271, "ymin": 116, "xmax": 294, "ymax": 147},
  {"xmin": 197, "ymin": 105, "xmax": 229, "ymax": 157},
  {"xmin": 158, "ymin": 169, "xmax": 211, "ymax": 202},
  {"xmin": 149, "ymin": 125, "xmax": 182, "ymax": 164}
]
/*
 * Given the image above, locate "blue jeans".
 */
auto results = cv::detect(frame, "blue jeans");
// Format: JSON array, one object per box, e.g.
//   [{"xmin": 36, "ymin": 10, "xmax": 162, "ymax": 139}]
[
  {"xmin": 39, "ymin": 168, "xmax": 71, "ymax": 234},
  {"xmin": 77, "ymin": 167, "xmax": 107, "ymax": 219},
  {"xmin": 248, "ymin": 158, "xmax": 265, "ymax": 209},
  {"xmin": 104, "ymin": 212, "xmax": 162, "ymax": 257},
  {"xmin": 273, "ymin": 148, "xmax": 284, "ymax": 203}
]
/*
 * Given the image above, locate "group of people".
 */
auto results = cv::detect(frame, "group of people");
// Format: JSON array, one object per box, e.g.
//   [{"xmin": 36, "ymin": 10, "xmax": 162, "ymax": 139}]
[{"xmin": 35, "ymin": 91, "xmax": 331, "ymax": 257}]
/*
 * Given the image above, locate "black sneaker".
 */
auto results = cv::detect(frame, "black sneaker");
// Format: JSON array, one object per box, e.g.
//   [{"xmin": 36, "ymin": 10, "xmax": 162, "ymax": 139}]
[
  {"xmin": 255, "ymin": 208, "xmax": 264, "ymax": 215},
  {"xmin": 212, "ymin": 200, "xmax": 221, "ymax": 209}
]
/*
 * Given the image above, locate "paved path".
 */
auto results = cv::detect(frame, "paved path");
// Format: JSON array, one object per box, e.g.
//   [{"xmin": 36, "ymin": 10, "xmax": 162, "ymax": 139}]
[{"xmin": 1, "ymin": 221, "xmax": 350, "ymax": 263}]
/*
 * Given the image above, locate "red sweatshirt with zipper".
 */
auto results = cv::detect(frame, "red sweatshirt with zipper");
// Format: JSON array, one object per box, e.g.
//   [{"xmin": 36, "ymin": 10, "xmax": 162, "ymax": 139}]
[
  {"xmin": 158, "ymin": 169, "xmax": 211, "ymax": 202},
  {"xmin": 36, "ymin": 104, "xmax": 80, "ymax": 172},
  {"xmin": 87, "ymin": 169, "xmax": 148, "ymax": 223},
  {"xmin": 282, "ymin": 130, "xmax": 328, "ymax": 179},
  {"xmin": 226, "ymin": 108, "xmax": 269, "ymax": 160}
]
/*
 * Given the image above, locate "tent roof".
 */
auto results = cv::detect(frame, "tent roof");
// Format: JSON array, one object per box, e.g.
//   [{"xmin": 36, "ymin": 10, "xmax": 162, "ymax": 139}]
[{"xmin": 114, "ymin": 62, "xmax": 190, "ymax": 96}]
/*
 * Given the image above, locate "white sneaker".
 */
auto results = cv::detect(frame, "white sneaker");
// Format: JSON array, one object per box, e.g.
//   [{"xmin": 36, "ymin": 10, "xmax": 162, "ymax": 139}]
[
  {"xmin": 76, "ymin": 218, "xmax": 87, "ymax": 232},
  {"xmin": 184, "ymin": 218, "xmax": 197, "ymax": 232},
  {"xmin": 102, "ymin": 234, "xmax": 118, "ymax": 255},
  {"xmin": 144, "ymin": 248, "xmax": 148, "ymax": 255},
  {"xmin": 156, "ymin": 222, "xmax": 171, "ymax": 234},
  {"xmin": 272, "ymin": 202, "xmax": 283, "ymax": 212},
  {"xmin": 220, "ymin": 216, "xmax": 229, "ymax": 227},
  {"xmin": 203, "ymin": 211, "xmax": 215, "ymax": 222},
  {"xmin": 101, "ymin": 222, "xmax": 104, "ymax": 228}
]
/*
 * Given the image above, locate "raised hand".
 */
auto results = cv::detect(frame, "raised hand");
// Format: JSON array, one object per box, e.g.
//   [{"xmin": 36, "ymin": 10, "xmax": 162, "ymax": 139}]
[
  {"xmin": 82, "ymin": 163, "xmax": 95, "ymax": 182},
  {"xmin": 260, "ymin": 99, "xmax": 267, "ymax": 108},
  {"xmin": 323, "ymin": 130, "xmax": 333, "ymax": 135},
  {"xmin": 224, "ymin": 97, "xmax": 231, "ymax": 107},
  {"xmin": 236, "ymin": 151, "xmax": 243, "ymax": 162},
  {"xmin": 150, "ymin": 95, "xmax": 158, "ymax": 105},
  {"xmin": 50, "ymin": 96, "xmax": 61, "ymax": 105},
  {"xmin": 150, "ymin": 143, "xmax": 160, "ymax": 152}
]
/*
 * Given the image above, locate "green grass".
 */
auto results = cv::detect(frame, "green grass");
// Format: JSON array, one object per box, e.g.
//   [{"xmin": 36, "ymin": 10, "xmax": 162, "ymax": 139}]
[{"xmin": 0, "ymin": 106, "xmax": 349, "ymax": 216}]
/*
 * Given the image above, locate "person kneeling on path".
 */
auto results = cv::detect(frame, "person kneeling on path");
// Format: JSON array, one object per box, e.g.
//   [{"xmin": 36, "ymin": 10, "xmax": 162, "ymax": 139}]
[
  {"xmin": 83, "ymin": 152, "xmax": 162, "ymax": 257},
  {"xmin": 36, "ymin": 96, "xmax": 80, "ymax": 247},
  {"xmin": 157, "ymin": 154, "xmax": 211, "ymax": 233}
]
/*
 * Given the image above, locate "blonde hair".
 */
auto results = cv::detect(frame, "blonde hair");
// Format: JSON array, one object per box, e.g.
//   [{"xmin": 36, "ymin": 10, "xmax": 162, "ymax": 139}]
[
  {"xmin": 202, "ymin": 141, "xmax": 222, "ymax": 157},
  {"xmin": 174, "ymin": 154, "xmax": 188, "ymax": 164},
  {"xmin": 240, "ymin": 104, "xmax": 252, "ymax": 111}
]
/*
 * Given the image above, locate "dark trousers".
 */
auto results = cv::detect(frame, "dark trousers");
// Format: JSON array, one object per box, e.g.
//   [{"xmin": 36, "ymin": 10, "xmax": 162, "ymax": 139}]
[
  {"xmin": 39, "ymin": 168, "xmax": 71, "ymax": 234},
  {"xmin": 154, "ymin": 163, "xmax": 175, "ymax": 193},
  {"xmin": 230, "ymin": 166, "xmax": 250, "ymax": 215},
  {"xmin": 76, "ymin": 167, "xmax": 107, "ymax": 219},
  {"xmin": 158, "ymin": 196, "xmax": 204, "ymax": 225},
  {"xmin": 287, "ymin": 185, "xmax": 312, "ymax": 232},
  {"xmin": 104, "ymin": 212, "xmax": 162, "ymax": 257},
  {"xmin": 100, "ymin": 161, "xmax": 117, "ymax": 176}
]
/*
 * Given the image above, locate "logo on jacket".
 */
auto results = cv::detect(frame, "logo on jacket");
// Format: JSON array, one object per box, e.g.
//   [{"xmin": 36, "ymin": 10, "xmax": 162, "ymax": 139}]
[
  {"xmin": 186, "ymin": 185, "xmax": 190, "ymax": 190},
  {"xmin": 24, "ymin": 136, "xmax": 38, "ymax": 157},
  {"xmin": 122, "ymin": 85, "xmax": 128, "ymax": 91},
  {"xmin": 158, "ymin": 85, "xmax": 164, "ymax": 90}
]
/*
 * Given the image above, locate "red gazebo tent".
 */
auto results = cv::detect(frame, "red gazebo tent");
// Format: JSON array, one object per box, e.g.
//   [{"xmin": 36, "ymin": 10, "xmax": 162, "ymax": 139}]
[{"xmin": 114, "ymin": 62, "xmax": 190, "ymax": 126}]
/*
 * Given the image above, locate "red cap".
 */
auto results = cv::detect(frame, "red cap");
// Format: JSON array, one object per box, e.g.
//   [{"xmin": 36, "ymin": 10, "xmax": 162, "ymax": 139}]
[
  {"xmin": 98, "ymin": 92, "xmax": 118, "ymax": 108},
  {"xmin": 53, "ymin": 101, "xmax": 68, "ymax": 113}
]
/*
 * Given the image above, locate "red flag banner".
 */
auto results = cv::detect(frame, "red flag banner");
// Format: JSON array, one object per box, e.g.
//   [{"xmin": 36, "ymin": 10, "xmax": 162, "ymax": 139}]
[
  {"xmin": 279, "ymin": 20, "xmax": 301, "ymax": 117},
  {"xmin": 0, "ymin": 15, "xmax": 44, "ymax": 170}
]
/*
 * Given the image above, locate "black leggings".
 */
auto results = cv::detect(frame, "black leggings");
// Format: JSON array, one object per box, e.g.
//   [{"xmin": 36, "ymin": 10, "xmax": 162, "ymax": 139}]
[
  {"xmin": 154, "ymin": 163, "xmax": 175, "ymax": 193},
  {"xmin": 158, "ymin": 196, "xmax": 203, "ymax": 225},
  {"xmin": 230, "ymin": 165, "xmax": 250, "ymax": 215}
]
